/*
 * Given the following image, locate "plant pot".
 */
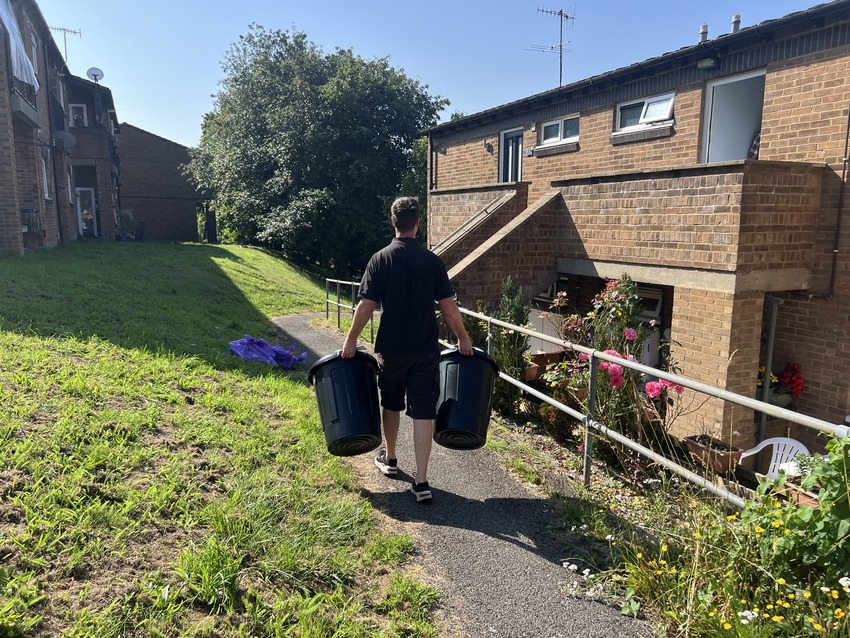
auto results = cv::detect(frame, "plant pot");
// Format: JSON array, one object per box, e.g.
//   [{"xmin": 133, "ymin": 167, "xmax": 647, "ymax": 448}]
[
  {"xmin": 756, "ymin": 388, "xmax": 793, "ymax": 408},
  {"xmin": 524, "ymin": 362, "xmax": 541, "ymax": 382},
  {"xmin": 683, "ymin": 435, "xmax": 743, "ymax": 474}
]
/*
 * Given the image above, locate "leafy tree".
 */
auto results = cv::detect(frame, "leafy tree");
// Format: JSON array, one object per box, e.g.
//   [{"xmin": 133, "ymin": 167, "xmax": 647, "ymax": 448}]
[{"xmin": 187, "ymin": 26, "xmax": 447, "ymax": 276}]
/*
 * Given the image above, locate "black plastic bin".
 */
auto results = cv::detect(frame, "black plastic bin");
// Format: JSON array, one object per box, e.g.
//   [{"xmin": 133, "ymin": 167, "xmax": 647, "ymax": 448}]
[
  {"xmin": 434, "ymin": 347, "xmax": 499, "ymax": 450},
  {"xmin": 308, "ymin": 351, "xmax": 382, "ymax": 456}
]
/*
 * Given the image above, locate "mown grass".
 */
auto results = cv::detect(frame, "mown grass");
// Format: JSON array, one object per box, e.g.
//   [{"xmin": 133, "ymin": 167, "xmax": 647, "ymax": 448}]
[{"xmin": 0, "ymin": 242, "xmax": 435, "ymax": 637}]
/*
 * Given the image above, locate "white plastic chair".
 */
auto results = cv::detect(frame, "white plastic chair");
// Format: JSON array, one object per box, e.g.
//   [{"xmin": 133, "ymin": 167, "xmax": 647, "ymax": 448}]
[{"xmin": 739, "ymin": 437, "xmax": 810, "ymax": 479}]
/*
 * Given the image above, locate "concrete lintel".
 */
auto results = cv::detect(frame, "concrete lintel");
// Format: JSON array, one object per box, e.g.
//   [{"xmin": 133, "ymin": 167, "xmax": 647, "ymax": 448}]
[{"xmin": 556, "ymin": 258, "xmax": 811, "ymax": 294}]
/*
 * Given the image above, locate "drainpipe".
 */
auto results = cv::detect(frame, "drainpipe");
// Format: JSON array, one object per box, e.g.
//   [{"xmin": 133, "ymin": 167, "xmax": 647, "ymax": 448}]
[
  {"xmin": 758, "ymin": 296, "xmax": 783, "ymax": 445},
  {"xmin": 44, "ymin": 44, "xmax": 63, "ymax": 243},
  {"xmin": 793, "ymin": 96, "xmax": 849, "ymax": 300},
  {"xmin": 827, "ymin": 97, "xmax": 850, "ymax": 299}
]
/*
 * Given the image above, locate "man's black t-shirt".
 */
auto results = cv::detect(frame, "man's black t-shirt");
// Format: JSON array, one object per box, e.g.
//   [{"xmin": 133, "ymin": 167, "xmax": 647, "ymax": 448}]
[{"xmin": 358, "ymin": 237, "xmax": 454, "ymax": 354}]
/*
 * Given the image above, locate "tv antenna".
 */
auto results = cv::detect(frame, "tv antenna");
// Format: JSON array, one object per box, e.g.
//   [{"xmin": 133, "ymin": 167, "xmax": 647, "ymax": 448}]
[
  {"xmin": 530, "ymin": 7, "xmax": 575, "ymax": 86},
  {"xmin": 49, "ymin": 26, "xmax": 81, "ymax": 62}
]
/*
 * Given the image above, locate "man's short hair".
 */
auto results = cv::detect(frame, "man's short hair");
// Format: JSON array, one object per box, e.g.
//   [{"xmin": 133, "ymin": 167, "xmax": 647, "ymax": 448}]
[{"xmin": 391, "ymin": 197, "xmax": 419, "ymax": 233}]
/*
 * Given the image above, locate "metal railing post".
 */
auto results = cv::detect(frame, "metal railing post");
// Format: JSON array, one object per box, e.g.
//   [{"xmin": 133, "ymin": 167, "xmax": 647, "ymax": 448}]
[
  {"xmin": 336, "ymin": 281, "xmax": 341, "ymax": 330},
  {"xmin": 325, "ymin": 279, "xmax": 330, "ymax": 320},
  {"xmin": 583, "ymin": 355, "xmax": 598, "ymax": 488},
  {"xmin": 486, "ymin": 318, "xmax": 494, "ymax": 357}
]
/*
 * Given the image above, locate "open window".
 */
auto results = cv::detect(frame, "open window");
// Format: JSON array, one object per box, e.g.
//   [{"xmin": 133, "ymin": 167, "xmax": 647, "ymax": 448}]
[{"xmin": 616, "ymin": 93, "xmax": 675, "ymax": 132}]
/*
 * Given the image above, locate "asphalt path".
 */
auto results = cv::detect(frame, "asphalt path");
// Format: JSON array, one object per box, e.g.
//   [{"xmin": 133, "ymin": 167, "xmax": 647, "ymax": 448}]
[{"xmin": 273, "ymin": 313, "xmax": 654, "ymax": 638}]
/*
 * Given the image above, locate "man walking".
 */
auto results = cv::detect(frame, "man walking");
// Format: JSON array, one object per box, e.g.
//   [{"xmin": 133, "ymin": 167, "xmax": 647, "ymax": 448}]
[{"xmin": 341, "ymin": 197, "xmax": 473, "ymax": 502}]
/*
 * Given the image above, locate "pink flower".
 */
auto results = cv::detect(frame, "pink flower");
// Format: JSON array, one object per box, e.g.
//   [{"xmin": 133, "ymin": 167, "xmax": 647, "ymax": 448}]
[
  {"xmin": 608, "ymin": 363, "xmax": 623, "ymax": 377},
  {"xmin": 675, "ymin": 384, "xmax": 684, "ymax": 394},
  {"xmin": 579, "ymin": 353, "xmax": 590, "ymax": 361},
  {"xmin": 645, "ymin": 381, "xmax": 663, "ymax": 398},
  {"xmin": 659, "ymin": 379, "xmax": 676, "ymax": 389},
  {"xmin": 624, "ymin": 327, "xmax": 638, "ymax": 341},
  {"xmin": 604, "ymin": 349, "xmax": 622, "ymax": 358},
  {"xmin": 599, "ymin": 361, "xmax": 610, "ymax": 371},
  {"xmin": 610, "ymin": 374, "xmax": 624, "ymax": 388}
]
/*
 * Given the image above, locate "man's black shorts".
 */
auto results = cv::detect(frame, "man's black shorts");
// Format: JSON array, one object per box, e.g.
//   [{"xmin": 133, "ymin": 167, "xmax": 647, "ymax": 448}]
[{"xmin": 376, "ymin": 350, "xmax": 440, "ymax": 420}]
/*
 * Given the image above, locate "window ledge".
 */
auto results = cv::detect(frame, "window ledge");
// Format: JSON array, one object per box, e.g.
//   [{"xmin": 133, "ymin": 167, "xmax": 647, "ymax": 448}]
[
  {"xmin": 534, "ymin": 140, "xmax": 580, "ymax": 157},
  {"xmin": 611, "ymin": 124, "xmax": 674, "ymax": 146}
]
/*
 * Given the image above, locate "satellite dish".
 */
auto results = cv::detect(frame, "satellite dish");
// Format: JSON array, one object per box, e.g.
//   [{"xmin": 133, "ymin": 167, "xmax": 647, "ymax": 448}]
[
  {"xmin": 54, "ymin": 130, "xmax": 77, "ymax": 152},
  {"xmin": 86, "ymin": 67, "xmax": 104, "ymax": 83}
]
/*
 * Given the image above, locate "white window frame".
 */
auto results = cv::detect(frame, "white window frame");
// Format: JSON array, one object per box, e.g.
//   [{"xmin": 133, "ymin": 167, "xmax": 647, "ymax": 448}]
[
  {"xmin": 615, "ymin": 92, "xmax": 675, "ymax": 132},
  {"xmin": 67, "ymin": 169, "xmax": 73, "ymax": 204},
  {"xmin": 69, "ymin": 104, "xmax": 88, "ymax": 128},
  {"xmin": 40, "ymin": 157, "xmax": 49, "ymax": 199},
  {"xmin": 30, "ymin": 33, "xmax": 38, "ymax": 75},
  {"xmin": 539, "ymin": 114, "xmax": 580, "ymax": 146}
]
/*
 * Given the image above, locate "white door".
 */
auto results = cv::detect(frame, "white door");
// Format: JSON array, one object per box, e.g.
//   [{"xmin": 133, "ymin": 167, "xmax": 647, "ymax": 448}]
[{"xmin": 76, "ymin": 187, "xmax": 97, "ymax": 237}]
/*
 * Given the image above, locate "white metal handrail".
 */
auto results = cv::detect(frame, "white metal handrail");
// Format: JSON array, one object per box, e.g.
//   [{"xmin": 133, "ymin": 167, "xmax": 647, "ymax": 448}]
[{"xmin": 325, "ymin": 280, "xmax": 848, "ymax": 508}]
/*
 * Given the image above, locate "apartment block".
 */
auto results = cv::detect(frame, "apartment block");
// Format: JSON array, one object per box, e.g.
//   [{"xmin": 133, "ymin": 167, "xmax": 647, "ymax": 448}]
[{"xmin": 426, "ymin": 0, "xmax": 850, "ymax": 449}]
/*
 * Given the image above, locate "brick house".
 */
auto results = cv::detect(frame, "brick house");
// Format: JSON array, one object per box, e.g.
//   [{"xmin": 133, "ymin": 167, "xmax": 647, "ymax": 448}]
[
  {"xmin": 426, "ymin": 0, "xmax": 850, "ymax": 449},
  {"xmin": 118, "ymin": 123, "xmax": 204, "ymax": 242},
  {"xmin": 0, "ymin": 0, "xmax": 121, "ymax": 255}
]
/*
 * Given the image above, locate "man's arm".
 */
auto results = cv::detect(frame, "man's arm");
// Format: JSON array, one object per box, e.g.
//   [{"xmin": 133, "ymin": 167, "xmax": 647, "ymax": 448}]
[
  {"xmin": 438, "ymin": 297, "xmax": 473, "ymax": 355},
  {"xmin": 341, "ymin": 298, "xmax": 378, "ymax": 358}
]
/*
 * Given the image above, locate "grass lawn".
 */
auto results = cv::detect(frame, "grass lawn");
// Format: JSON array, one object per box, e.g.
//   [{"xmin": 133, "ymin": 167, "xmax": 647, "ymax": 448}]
[{"xmin": 0, "ymin": 242, "xmax": 438, "ymax": 637}]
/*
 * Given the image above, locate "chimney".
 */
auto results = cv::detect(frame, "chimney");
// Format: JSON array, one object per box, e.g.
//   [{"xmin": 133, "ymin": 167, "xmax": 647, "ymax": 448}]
[
  {"xmin": 731, "ymin": 13, "xmax": 741, "ymax": 33},
  {"xmin": 699, "ymin": 22, "xmax": 709, "ymax": 42}
]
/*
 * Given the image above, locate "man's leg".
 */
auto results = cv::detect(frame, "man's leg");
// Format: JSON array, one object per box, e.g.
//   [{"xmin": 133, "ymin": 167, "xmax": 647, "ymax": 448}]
[
  {"xmin": 382, "ymin": 408, "xmax": 401, "ymax": 459},
  {"xmin": 412, "ymin": 418, "xmax": 433, "ymax": 483}
]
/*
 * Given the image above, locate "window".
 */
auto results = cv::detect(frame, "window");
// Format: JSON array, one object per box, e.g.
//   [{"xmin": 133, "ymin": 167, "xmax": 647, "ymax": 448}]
[
  {"xmin": 540, "ymin": 115, "xmax": 579, "ymax": 145},
  {"xmin": 69, "ymin": 104, "xmax": 87, "ymax": 128},
  {"xmin": 40, "ymin": 158, "xmax": 49, "ymax": 199},
  {"xmin": 30, "ymin": 34, "xmax": 38, "ymax": 75},
  {"xmin": 616, "ymin": 93, "xmax": 675, "ymax": 132}
]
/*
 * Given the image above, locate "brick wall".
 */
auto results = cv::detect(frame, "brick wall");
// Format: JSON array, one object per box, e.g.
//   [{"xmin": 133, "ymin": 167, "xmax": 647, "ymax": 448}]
[
  {"xmin": 427, "ymin": 31, "xmax": 850, "ymax": 438},
  {"xmin": 0, "ymin": 31, "xmax": 22, "ymax": 256},
  {"xmin": 118, "ymin": 124, "xmax": 202, "ymax": 241}
]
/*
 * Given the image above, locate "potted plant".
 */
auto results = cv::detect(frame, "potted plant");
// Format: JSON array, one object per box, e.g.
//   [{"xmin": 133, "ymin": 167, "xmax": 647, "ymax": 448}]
[
  {"xmin": 757, "ymin": 362, "xmax": 805, "ymax": 407},
  {"xmin": 683, "ymin": 433, "xmax": 743, "ymax": 474}
]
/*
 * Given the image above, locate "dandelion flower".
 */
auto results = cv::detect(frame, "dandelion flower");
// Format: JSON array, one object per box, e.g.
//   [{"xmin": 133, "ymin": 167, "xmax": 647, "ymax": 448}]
[
  {"xmin": 767, "ymin": 605, "xmax": 774, "ymax": 610},
  {"xmin": 771, "ymin": 615, "xmax": 784, "ymax": 622},
  {"xmin": 655, "ymin": 570, "xmax": 663, "ymax": 575},
  {"xmin": 661, "ymin": 544, "xmax": 668, "ymax": 552},
  {"xmin": 723, "ymin": 622, "xmax": 731, "ymax": 630},
  {"xmin": 787, "ymin": 593, "xmax": 795, "ymax": 599},
  {"xmin": 636, "ymin": 553, "xmax": 643, "ymax": 559},
  {"xmin": 777, "ymin": 578, "xmax": 786, "ymax": 585},
  {"xmin": 814, "ymin": 623, "xmax": 822, "ymax": 630},
  {"xmin": 832, "ymin": 590, "xmax": 839, "ymax": 599},
  {"xmin": 708, "ymin": 611, "xmax": 716, "ymax": 618},
  {"xmin": 755, "ymin": 526, "xmax": 766, "ymax": 533},
  {"xmin": 694, "ymin": 532, "xmax": 701, "ymax": 539},
  {"xmin": 804, "ymin": 592, "xmax": 812, "ymax": 599}
]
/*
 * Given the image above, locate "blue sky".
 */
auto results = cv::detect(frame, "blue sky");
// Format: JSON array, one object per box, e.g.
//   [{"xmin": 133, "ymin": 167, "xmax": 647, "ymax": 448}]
[{"xmin": 37, "ymin": 0, "xmax": 821, "ymax": 148}]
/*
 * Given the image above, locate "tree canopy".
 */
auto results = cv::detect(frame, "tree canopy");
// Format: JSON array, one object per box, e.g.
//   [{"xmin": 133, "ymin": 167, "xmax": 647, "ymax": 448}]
[{"xmin": 187, "ymin": 26, "xmax": 447, "ymax": 276}]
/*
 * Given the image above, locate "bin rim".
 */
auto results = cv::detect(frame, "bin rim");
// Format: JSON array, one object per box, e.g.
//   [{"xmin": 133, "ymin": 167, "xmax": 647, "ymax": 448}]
[
  {"xmin": 307, "ymin": 350, "xmax": 379, "ymax": 386},
  {"xmin": 439, "ymin": 346, "xmax": 499, "ymax": 373}
]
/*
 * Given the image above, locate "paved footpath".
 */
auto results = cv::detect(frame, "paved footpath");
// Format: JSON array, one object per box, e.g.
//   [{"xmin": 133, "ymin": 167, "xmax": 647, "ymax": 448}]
[{"xmin": 273, "ymin": 313, "xmax": 654, "ymax": 638}]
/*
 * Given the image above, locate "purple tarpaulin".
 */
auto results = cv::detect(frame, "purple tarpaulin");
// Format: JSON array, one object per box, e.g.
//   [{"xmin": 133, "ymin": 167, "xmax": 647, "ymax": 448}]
[{"xmin": 229, "ymin": 335, "xmax": 307, "ymax": 369}]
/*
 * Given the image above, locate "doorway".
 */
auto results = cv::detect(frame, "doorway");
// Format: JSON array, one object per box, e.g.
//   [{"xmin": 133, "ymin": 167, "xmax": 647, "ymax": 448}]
[
  {"xmin": 500, "ymin": 128, "xmax": 523, "ymax": 183},
  {"xmin": 701, "ymin": 70, "xmax": 766, "ymax": 163},
  {"xmin": 76, "ymin": 187, "xmax": 97, "ymax": 237}
]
